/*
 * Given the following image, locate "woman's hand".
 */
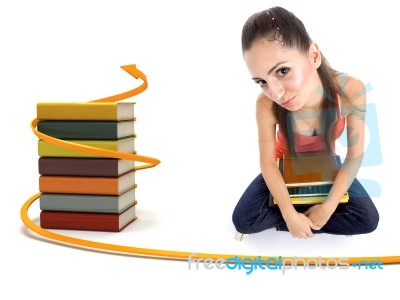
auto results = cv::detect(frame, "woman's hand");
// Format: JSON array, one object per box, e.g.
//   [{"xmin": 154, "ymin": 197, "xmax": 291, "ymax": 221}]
[
  {"xmin": 303, "ymin": 203, "xmax": 336, "ymax": 229},
  {"xmin": 283, "ymin": 211, "xmax": 321, "ymax": 239}
]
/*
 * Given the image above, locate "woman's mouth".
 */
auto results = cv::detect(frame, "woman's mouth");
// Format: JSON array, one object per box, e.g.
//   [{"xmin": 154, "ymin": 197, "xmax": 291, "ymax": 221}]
[{"xmin": 281, "ymin": 97, "xmax": 295, "ymax": 108}]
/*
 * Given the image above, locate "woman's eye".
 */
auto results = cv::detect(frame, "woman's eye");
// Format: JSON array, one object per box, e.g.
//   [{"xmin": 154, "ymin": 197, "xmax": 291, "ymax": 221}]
[
  {"xmin": 277, "ymin": 67, "xmax": 290, "ymax": 77},
  {"xmin": 256, "ymin": 80, "xmax": 267, "ymax": 88}
]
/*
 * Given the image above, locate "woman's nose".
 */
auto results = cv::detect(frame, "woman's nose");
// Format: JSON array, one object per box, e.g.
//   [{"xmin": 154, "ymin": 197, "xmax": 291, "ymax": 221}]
[{"xmin": 266, "ymin": 80, "xmax": 285, "ymax": 102}]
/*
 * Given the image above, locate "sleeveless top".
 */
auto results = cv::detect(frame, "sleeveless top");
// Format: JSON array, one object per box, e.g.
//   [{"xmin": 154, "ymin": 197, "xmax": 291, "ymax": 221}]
[{"xmin": 275, "ymin": 96, "xmax": 346, "ymax": 158}]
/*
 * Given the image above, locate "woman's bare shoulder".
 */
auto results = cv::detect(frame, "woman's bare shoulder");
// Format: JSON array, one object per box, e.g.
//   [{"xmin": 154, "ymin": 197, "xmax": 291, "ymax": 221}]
[
  {"xmin": 337, "ymin": 74, "xmax": 365, "ymax": 99},
  {"xmin": 336, "ymin": 74, "xmax": 367, "ymax": 117}
]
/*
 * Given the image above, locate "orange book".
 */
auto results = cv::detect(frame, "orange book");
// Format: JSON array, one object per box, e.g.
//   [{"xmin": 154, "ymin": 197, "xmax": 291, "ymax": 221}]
[
  {"xmin": 281, "ymin": 155, "xmax": 341, "ymax": 186},
  {"xmin": 39, "ymin": 171, "xmax": 135, "ymax": 195}
]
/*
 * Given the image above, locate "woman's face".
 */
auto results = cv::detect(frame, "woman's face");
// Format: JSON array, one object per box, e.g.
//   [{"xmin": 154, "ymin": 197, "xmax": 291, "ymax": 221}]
[{"xmin": 243, "ymin": 38, "xmax": 322, "ymax": 111}]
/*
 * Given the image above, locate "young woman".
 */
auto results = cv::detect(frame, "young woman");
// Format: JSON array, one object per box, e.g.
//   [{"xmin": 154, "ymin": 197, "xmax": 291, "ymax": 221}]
[{"xmin": 232, "ymin": 6, "xmax": 379, "ymax": 239}]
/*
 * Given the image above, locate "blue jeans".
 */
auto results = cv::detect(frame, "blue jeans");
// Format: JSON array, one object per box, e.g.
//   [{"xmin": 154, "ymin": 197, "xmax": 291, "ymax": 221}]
[{"xmin": 232, "ymin": 173, "xmax": 379, "ymax": 235}]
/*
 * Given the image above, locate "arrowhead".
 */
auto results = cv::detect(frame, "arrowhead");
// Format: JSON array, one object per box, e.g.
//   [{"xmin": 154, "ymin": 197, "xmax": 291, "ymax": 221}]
[
  {"xmin": 90, "ymin": 64, "xmax": 148, "ymax": 103},
  {"xmin": 121, "ymin": 64, "xmax": 145, "ymax": 80}
]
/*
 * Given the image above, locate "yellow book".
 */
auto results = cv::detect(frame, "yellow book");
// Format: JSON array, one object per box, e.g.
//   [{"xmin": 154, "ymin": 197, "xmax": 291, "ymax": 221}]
[
  {"xmin": 37, "ymin": 102, "xmax": 135, "ymax": 121},
  {"xmin": 273, "ymin": 193, "xmax": 349, "ymax": 205},
  {"xmin": 38, "ymin": 136, "xmax": 136, "ymax": 158}
]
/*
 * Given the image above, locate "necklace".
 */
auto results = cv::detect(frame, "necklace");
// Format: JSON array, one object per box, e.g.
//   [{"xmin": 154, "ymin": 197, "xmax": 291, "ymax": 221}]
[{"xmin": 294, "ymin": 111, "xmax": 318, "ymax": 136}]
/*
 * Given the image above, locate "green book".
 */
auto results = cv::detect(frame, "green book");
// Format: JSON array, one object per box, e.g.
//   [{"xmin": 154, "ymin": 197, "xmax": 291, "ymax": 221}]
[
  {"xmin": 37, "ymin": 120, "xmax": 135, "ymax": 140},
  {"xmin": 39, "ymin": 188, "xmax": 136, "ymax": 213}
]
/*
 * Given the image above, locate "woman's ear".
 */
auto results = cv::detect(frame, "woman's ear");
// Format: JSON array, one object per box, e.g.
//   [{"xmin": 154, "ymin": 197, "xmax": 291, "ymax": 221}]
[{"xmin": 309, "ymin": 43, "xmax": 322, "ymax": 69}]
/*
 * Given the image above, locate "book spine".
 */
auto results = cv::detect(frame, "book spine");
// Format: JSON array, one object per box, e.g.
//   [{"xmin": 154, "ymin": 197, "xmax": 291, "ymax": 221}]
[
  {"xmin": 273, "ymin": 193, "xmax": 349, "ymax": 205},
  {"xmin": 39, "ymin": 189, "xmax": 136, "ymax": 213},
  {"xmin": 40, "ymin": 210, "xmax": 121, "ymax": 231},
  {"xmin": 40, "ymin": 204, "xmax": 137, "ymax": 232},
  {"xmin": 39, "ymin": 173, "xmax": 136, "ymax": 195},
  {"xmin": 37, "ymin": 120, "xmax": 135, "ymax": 140},
  {"xmin": 38, "ymin": 157, "xmax": 123, "ymax": 176},
  {"xmin": 37, "ymin": 102, "xmax": 135, "ymax": 120},
  {"xmin": 38, "ymin": 138, "xmax": 135, "ymax": 158},
  {"xmin": 37, "ymin": 121, "xmax": 118, "ymax": 140},
  {"xmin": 39, "ymin": 175, "xmax": 117, "ymax": 195},
  {"xmin": 37, "ymin": 103, "xmax": 117, "ymax": 120}
]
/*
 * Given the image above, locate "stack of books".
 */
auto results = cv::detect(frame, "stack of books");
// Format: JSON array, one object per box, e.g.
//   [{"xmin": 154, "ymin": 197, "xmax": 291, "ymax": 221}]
[
  {"xmin": 36, "ymin": 102, "xmax": 138, "ymax": 232},
  {"xmin": 269, "ymin": 154, "xmax": 349, "ymax": 206}
]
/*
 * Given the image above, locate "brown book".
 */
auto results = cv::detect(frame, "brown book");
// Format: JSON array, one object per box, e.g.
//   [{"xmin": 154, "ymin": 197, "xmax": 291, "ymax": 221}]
[
  {"xmin": 39, "ymin": 171, "xmax": 135, "ymax": 195},
  {"xmin": 38, "ymin": 157, "xmax": 135, "ymax": 177},
  {"xmin": 40, "ymin": 204, "xmax": 137, "ymax": 232}
]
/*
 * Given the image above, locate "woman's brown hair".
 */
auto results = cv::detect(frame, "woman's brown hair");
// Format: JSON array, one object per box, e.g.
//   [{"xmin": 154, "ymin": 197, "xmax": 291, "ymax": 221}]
[{"xmin": 242, "ymin": 6, "xmax": 344, "ymax": 155}]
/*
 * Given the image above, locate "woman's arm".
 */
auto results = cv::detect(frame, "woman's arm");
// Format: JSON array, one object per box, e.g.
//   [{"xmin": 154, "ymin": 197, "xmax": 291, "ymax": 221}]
[
  {"xmin": 305, "ymin": 76, "xmax": 366, "ymax": 226},
  {"xmin": 256, "ymin": 93, "xmax": 320, "ymax": 237}
]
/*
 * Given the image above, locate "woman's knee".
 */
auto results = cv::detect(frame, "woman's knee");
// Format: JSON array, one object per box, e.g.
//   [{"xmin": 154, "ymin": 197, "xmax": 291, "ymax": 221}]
[
  {"xmin": 361, "ymin": 208, "xmax": 380, "ymax": 234},
  {"xmin": 346, "ymin": 195, "xmax": 380, "ymax": 234},
  {"xmin": 352, "ymin": 203, "xmax": 380, "ymax": 234},
  {"xmin": 232, "ymin": 208, "xmax": 251, "ymax": 234},
  {"xmin": 232, "ymin": 206, "xmax": 262, "ymax": 234}
]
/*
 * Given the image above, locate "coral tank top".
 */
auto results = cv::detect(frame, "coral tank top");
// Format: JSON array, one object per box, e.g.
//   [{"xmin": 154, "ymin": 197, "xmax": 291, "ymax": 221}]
[{"xmin": 275, "ymin": 97, "xmax": 345, "ymax": 158}]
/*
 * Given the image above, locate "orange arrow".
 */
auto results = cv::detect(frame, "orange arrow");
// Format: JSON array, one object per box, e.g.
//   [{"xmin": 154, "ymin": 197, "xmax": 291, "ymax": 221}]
[
  {"xmin": 20, "ymin": 193, "xmax": 400, "ymax": 265},
  {"xmin": 30, "ymin": 64, "xmax": 159, "ymax": 170},
  {"xmin": 90, "ymin": 64, "xmax": 148, "ymax": 103},
  {"xmin": 31, "ymin": 118, "xmax": 160, "ymax": 170}
]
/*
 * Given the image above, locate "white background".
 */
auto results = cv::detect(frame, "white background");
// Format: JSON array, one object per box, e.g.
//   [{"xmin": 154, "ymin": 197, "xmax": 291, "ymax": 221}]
[{"xmin": 1, "ymin": 0, "xmax": 399, "ymax": 298}]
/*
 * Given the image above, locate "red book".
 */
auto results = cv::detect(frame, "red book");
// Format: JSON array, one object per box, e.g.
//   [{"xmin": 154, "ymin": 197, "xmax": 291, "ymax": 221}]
[{"xmin": 40, "ymin": 204, "xmax": 137, "ymax": 232}]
